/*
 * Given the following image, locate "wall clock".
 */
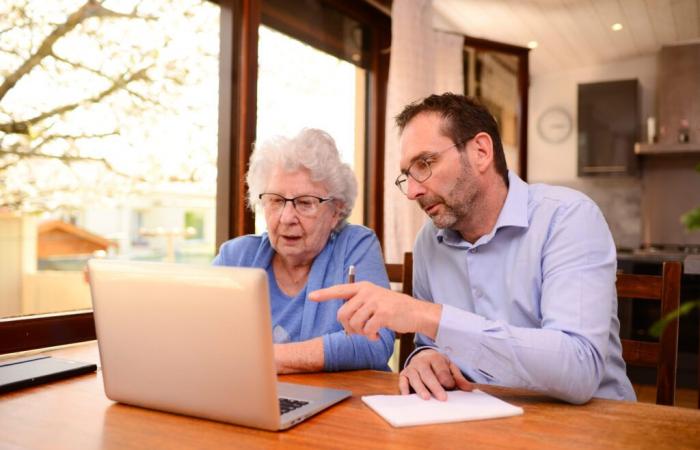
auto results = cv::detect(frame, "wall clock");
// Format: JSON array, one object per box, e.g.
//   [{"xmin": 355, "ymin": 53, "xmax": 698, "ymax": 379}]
[{"xmin": 537, "ymin": 107, "xmax": 573, "ymax": 143}]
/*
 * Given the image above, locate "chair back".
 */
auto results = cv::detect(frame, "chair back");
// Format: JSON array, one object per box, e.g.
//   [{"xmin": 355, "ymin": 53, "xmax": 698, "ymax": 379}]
[
  {"xmin": 617, "ymin": 261, "xmax": 681, "ymax": 406},
  {"xmin": 385, "ymin": 252, "xmax": 414, "ymax": 368}
]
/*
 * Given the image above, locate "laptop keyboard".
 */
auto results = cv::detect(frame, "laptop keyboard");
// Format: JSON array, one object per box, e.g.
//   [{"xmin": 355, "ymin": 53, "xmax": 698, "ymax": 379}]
[{"xmin": 279, "ymin": 398, "xmax": 309, "ymax": 415}]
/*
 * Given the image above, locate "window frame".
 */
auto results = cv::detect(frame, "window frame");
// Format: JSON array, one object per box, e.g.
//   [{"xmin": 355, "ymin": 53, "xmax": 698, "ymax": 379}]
[
  {"xmin": 0, "ymin": 0, "xmax": 390, "ymax": 355},
  {"xmin": 464, "ymin": 35, "xmax": 530, "ymax": 181}
]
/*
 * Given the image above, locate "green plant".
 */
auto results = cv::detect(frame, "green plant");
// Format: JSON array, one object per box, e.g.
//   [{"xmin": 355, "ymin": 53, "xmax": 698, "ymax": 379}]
[
  {"xmin": 649, "ymin": 162, "xmax": 700, "ymax": 338},
  {"xmin": 680, "ymin": 163, "xmax": 700, "ymax": 231}
]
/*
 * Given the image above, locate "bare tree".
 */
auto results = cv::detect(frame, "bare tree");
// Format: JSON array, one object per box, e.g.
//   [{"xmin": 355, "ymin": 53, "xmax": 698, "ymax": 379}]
[{"xmin": 0, "ymin": 0, "xmax": 219, "ymax": 212}]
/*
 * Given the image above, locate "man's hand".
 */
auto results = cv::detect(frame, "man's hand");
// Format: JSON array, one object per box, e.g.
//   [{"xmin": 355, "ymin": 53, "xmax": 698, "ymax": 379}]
[
  {"xmin": 399, "ymin": 349, "xmax": 473, "ymax": 401},
  {"xmin": 308, "ymin": 281, "xmax": 441, "ymax": 340}
]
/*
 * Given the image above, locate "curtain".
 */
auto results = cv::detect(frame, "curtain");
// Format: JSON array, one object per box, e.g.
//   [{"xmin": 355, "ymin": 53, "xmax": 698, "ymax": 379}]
[{"xmin": 383, "ymin": 0, "xmax": 464, "ymax": 263}]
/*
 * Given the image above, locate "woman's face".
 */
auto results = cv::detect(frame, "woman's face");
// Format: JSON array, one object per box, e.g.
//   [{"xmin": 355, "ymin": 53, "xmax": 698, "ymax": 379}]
[{"xmin": 263, "ymin": 167, "xmax": 341, "ymax": 266}]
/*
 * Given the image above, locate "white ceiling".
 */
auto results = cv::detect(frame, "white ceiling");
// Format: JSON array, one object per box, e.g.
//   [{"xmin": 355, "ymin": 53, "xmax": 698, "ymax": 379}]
[{"xmin": 432, "ymin": 0, "xmax": 700, "ymax": 76}]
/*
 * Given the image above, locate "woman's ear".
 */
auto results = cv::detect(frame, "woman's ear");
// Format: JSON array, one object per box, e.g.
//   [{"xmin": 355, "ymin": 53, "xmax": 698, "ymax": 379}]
[
  {"xmin": 471, "ymin": 132, "xmax": 494, "ymax": 174},
  {"xmin": 331, "ymin": 201, "xmax": 344, "ymax": 228}
]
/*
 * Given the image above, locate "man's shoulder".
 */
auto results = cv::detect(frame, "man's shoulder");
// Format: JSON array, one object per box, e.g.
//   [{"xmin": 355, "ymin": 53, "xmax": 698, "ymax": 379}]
[{"xmin": 527, "ymin": 182, "xmax": 597, "ymax": 210}]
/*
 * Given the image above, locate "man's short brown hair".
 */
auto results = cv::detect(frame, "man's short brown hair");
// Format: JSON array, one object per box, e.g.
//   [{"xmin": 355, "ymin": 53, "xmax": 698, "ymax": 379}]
[{"xmin": 395, "ymin": 93, "xmax": 509, "ymax": 185}]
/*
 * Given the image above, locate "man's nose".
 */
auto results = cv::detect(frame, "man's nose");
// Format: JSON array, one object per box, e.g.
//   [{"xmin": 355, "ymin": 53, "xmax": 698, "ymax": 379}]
[{"xmin": 406, "ymin": 177, "xmax": 426, "ymax": 200}]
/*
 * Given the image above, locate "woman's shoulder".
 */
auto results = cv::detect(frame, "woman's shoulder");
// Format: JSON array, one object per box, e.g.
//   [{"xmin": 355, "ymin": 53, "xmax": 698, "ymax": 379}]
[
  {"xmin": 215, "ymin": 234, "xmax": 268, "ymax": 266},
  {"xmin": 336, "ymin": 223, "xmax": 379, "ymax": 243}
]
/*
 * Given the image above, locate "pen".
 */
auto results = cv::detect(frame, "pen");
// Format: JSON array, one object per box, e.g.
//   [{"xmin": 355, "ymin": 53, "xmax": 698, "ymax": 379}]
[
  {"xmin": 347, "ymin": 265, "xmax": 356, "ymax": 284},
  {"xmin": 344, "ymin": 265, "xmax": 356, "ymax": 335}
]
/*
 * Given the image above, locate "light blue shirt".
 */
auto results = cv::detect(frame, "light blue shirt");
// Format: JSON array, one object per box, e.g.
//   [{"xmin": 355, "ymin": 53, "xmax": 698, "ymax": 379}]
[
  {"xmin": 410, "ymin": 171, "xmax": 635, "ymax": 404},
  {"xmin": 212, "ymin": 224, "xmax": 394, "ymax": 371}
]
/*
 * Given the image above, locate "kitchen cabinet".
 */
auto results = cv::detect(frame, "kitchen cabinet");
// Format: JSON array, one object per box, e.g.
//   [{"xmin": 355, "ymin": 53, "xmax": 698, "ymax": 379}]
[{"xmin": 577, "ymin": 79, "xmax": 639, "ymax": 176}]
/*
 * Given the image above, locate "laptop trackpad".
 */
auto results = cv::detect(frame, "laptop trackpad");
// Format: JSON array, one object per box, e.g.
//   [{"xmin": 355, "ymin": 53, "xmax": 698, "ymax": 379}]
[
  {"xmin": 277, "ymin": 381, "xmax": 351, "ymax": 404},
  {"xmin": 277, "ymin": 381, "xmax": 350, "ymax": 428}
]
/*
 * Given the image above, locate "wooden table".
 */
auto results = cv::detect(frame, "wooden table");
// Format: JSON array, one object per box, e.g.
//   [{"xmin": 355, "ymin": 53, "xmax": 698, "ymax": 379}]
[{"xmin": 1, "ymin": 343, "xmax": 699, "ymax": 449}]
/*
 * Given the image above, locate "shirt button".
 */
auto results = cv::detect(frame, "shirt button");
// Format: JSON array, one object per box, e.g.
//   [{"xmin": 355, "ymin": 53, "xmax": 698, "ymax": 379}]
[
  {"xmin": 444, "ymin": 346, "xmax": 453, "ymax": 354},
  {"xmin": 469, "ymin": 248, "xmax": 477, "ymax": 253}
]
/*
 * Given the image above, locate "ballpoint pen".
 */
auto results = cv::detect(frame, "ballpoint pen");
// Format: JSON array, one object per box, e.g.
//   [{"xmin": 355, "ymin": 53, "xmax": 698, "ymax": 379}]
[{"xmin": 344, "ymin": 265, "xmax": 356, "ymax": 335}]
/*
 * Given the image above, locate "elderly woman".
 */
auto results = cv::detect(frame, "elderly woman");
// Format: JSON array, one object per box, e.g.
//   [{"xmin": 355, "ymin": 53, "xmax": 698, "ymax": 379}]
[{"xmin": 213, "ymin": 128, "xmax": 394, "ymax": 373}]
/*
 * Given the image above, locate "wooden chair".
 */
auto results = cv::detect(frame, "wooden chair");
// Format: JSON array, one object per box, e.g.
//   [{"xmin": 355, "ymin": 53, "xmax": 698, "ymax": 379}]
[
  {"xmin": 617, "ymin": 261, "xmax": 681, "ymax": 406},
  {"xmin": 385, "ymin": 252, "xmax": 415, "ymax": 369}
]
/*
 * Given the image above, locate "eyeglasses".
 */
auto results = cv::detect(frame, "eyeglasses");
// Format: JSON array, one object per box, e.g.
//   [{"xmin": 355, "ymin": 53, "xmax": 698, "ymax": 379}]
[
  {"xmin": 258, "ymin": 193, "xmax": 334, "ymax": 217},
  {"xmin": 394, "ymin": 140, "xmax": 465, "ymax": 195}
]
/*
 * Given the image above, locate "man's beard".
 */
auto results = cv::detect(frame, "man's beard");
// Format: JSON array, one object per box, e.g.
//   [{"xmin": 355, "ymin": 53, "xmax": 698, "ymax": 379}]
[{"xmin": 419, "ymin": 157, "xmax": 478, "ymax": 230}]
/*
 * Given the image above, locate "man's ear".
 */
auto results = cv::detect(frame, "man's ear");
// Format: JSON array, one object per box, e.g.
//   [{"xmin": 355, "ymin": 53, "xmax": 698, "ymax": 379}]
[{"xmin": 470, "ymin": 132, "xmax": 494, "ymax": 174}]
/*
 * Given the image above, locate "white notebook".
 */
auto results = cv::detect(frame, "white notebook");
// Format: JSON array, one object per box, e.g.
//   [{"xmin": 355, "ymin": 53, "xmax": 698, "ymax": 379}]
[{"xmin": 362, "ymin": 389, "xmax": 523, "ymax": 428}]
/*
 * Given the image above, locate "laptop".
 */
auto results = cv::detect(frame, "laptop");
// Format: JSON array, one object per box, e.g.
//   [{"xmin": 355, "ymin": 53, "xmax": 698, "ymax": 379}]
[
  {"xmin": 88, "ymin": 259, "xmax": 350, "ymax": 431},
  {"xmin": 0, "ymin": 355, "xmax": 96, "ymax": 394}
]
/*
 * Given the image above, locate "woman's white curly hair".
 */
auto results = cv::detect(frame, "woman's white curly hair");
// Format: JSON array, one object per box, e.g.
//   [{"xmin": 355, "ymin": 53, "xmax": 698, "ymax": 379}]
[{"xmin": 246, "ymin": 128, "xmax": 358, "ymax": 227}]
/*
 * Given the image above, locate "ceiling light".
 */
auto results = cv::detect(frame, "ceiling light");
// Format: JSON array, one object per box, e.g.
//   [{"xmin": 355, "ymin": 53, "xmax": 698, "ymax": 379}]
[
  {"xmin": 611, "ymin": 23, "xmax": 623, "ymax": 31},
  {"xmin": 527, "ymin": 41, "xmax": 538, "ymax": 49}
]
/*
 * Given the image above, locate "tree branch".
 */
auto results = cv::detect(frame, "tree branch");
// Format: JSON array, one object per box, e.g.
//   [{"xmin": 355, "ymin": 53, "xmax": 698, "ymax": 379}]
[
  {"xmin": 0, "ymin": 65, "xmax": 152, "ymax": 135},
  {"xmin": 30, "ymin": 131, "xmax": 119, "ymax": 153},
  {"xmin": 0, "ymin": 0, "xmax": 156, "ymax": 102},
  {"xmin": 0, "ymin": 147, "xmax": 198, "ymax": 183}
]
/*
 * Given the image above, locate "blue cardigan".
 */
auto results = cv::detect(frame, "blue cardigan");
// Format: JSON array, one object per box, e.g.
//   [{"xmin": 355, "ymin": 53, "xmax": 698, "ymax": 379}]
[{"xmin": 212, "ymin": 224, "xmax": 394, "ymax": 371}]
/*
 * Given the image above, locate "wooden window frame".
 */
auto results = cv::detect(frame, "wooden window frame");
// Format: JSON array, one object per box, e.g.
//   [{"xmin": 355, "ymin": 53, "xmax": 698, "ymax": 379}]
[
  {"xmin": 0, "ymin": 0, "xmax": 389, "ymax": 355},
  {"xmin": 464, "ymin": 35, "xmax": 529, "ymax": 181}
]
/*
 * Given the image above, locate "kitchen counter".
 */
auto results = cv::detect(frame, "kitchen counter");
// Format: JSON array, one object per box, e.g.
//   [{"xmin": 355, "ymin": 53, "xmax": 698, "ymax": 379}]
[
  {"xmin": 616, "ymin": 251, "xmax": 700, "ymax": 275},
  {"xmin": 685, "ymin": 255, "xmax": 700, "ymax": 275}
]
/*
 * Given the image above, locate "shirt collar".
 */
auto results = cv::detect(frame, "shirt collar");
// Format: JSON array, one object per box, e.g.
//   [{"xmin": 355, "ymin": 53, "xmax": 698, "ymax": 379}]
[
  {"xmin": 435, "ymin": 170, "xmax": 529, "ymax": 246},
  {"xmin": 494, "ymin": 170, "xmax": 529, "ymax": 230}
]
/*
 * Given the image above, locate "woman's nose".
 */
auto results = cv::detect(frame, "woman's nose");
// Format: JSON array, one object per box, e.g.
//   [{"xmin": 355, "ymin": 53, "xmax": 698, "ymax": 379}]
[{"xmin": 279, "ymin": 201, "xmax": 299, "ymax": 222}]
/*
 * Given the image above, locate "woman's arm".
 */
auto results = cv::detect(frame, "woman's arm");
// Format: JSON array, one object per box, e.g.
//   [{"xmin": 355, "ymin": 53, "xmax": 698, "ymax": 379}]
[
  {"xmin": 322, "ymin": 228, "xmax": 395, "ymax": 371},
  {"xmin": 274, "ymin": 338, "xmax": 324, "ymax": 374}
]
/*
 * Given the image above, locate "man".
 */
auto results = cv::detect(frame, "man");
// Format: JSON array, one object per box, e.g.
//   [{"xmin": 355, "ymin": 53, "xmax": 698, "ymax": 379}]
[{"xmin": 310, "ymin": 93, "xmax": 635, "ymax": 404}]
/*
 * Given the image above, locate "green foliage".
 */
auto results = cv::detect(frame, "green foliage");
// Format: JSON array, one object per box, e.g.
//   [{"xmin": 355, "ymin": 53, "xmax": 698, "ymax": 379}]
[
  {"xmin": 649, "ymin": 300, "xmax": 700, "ymax": 338},
  {"xmin": 650, "ymin": 162, "xmax": 700, "ymax": 337},
  {"xmin": 681, "ymin": 207, "xmax": 700, "ymax": 230},
  {"xmin": 681, "ymin": 163, "xmax": 700, "ymax": 230}
]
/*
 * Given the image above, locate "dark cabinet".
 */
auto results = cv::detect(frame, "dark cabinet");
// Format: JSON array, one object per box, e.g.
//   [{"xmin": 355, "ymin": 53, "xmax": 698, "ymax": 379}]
[{"xmin": 577, "ymin": 79, "xmax": 639, "ymax": 176}]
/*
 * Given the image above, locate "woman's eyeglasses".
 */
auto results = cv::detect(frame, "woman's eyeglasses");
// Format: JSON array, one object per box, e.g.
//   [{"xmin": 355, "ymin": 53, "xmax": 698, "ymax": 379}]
[{"xmin": 258, "ymin": 193, "xmax": 333, "ymax": 217}]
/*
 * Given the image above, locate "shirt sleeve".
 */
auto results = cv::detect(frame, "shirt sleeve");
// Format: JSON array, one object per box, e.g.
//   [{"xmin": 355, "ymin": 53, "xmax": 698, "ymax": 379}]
[
  {"xmin": 323, "ymin": 228, "xmax": 396, "ymax": 371},
  {"xmin": 409, "ymin": 236, "xmax": 439, "ymax": 361},
  {"xmin": 426, "ymin": 201, "xmax": 617, "ymax": 404}
]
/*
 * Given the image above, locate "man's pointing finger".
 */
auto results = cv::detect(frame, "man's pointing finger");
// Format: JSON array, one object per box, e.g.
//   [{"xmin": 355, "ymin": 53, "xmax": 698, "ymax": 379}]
[{"xmin": 308, "ymin": 283, "xmax": 360, "ymax": 302}]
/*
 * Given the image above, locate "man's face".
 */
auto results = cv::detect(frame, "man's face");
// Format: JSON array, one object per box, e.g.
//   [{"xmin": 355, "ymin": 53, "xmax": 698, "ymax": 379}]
[{"xmin": 398, "ymin": 113, "xmax": 480, "ymax": 230}]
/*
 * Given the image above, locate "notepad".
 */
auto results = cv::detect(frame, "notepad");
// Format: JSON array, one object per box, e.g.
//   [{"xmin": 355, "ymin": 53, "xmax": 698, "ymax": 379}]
[{"xmin": 361, "ymin": 389, "xmax": 523, "ymax": 428}]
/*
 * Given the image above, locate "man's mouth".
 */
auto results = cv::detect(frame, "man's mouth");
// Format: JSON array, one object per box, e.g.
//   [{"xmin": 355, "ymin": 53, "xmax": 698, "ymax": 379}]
[{"xmin": 423, "ymin": 203, "xmax": 440, "ymax": 215}]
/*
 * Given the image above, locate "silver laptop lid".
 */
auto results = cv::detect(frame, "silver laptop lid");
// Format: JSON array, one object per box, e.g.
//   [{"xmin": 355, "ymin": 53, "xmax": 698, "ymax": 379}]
[{"xmin": 89, "ymin": 259, "xmax": 280, "ymax": 430}]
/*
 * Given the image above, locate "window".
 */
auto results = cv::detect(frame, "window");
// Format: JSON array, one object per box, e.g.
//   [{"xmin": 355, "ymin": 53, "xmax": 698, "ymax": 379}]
[
  {"xmin": 218, "ymin": 0, "xmax": 390, "ymax": 242},
  {"xmin": 463, "ymin": 37, "xmax": 530, "ymax": 179},
  {"xmin": 184, "ymin": 210, "xmax": 205, "ymax": 240},
  {"xmin": 0, "ymin": 0, "xmax": 390, "ymax": 354},
  {"xmin": 254, "ymin": 25, "xmax": 366, "ymax": 232},
  {"xmin": 0, "ymin": 0, "xmax": 220, "ymax": 320}
]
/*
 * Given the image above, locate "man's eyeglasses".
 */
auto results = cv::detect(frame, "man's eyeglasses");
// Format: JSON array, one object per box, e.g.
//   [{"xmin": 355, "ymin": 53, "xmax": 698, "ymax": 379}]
[
  {"xmin": 394, "ymin": 140, "xmax": 465, "ymax": 195},
  {"xmin": 258, "ymin": 193, "xmax": 333, "ymax": 217}
]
